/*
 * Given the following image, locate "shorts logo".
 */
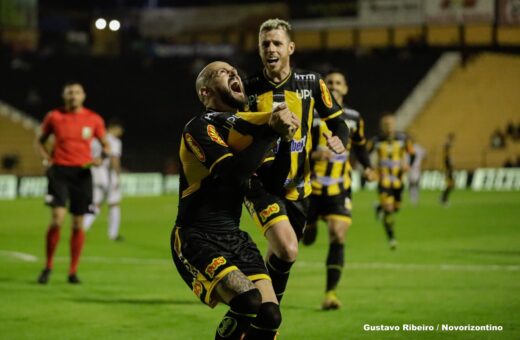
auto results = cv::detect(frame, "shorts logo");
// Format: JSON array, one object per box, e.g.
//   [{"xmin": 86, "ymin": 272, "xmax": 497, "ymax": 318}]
[
  {"xmin": 82, "ymin": 126, "xmax": 93, "ymax": 139},
  {"xmin": 205, "ymin": 256, "xmax": 227, "ymax": 279},
  {"xmin": 192, "ymin": 279, "xmax": 203, "ymax": 298},
  {"xmin": 185, "ymin": 133, "xmax": 206, "ymax": 162},
  {"xmin": 207, "ymin": 124, "xmax": 228, "ymax": 147},
  {"xmin": 319, "ymin": 79, "xmax": 333, "ymax": 108},
  {"xmin": 259, "ymin": 203, "xmax": 280, "ymax": 222}
]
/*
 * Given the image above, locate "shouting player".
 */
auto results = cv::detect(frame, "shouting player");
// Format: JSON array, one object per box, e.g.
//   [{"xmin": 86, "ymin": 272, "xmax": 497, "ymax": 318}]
[
  {"xmin": 171, "ymin": 61, "xmax": 299, "ymax": 339},
  {"xmin": 83, "ymin": 119, "xmax": 124, "ymax": 240},
  {"xmin": 244, "ymin": 18, "xmax": 349, "ymax": 304},
  {"xmin": 302, "ymin": 71, "xmax": 376, "ymax": 309},
  {"xmin": 370, "ymin": 114, "xmax": 415, "ymax": 250},
  {"xmin": 36, "ymin": 81, "xmax": 109, "ymax": 284}
]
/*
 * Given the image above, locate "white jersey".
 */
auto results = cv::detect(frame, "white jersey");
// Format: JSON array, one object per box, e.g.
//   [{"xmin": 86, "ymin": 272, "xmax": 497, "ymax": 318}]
[
  {"xmin": 91, "ymin": 134, "xmax": 122, "ymax": 204},
  {"xmin": 409, "ymin": 144, "xmax": 426, "ymax": 182}
]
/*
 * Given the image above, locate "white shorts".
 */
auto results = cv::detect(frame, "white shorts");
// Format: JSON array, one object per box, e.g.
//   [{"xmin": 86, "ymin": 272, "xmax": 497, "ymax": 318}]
[{"xmin": 91, "ymin": 167, "xmax": 121, "ymax": 205}]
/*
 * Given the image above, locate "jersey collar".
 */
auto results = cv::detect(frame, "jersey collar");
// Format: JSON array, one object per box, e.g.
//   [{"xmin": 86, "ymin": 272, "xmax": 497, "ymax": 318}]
[{"xmin": 263, "ymin": 68, "xmax": 293, "ymax": 88}]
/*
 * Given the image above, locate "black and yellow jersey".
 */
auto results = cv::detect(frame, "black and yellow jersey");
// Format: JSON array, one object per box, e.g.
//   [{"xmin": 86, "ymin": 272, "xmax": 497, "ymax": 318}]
[
  {"xmin": 245, "ymin": 69, "xmax": 343, "ymax": 201},
  {"xmin": 311, "ymin": 108, "xmax": 367, "ymax": 196},
  {"xmin": 369, "ymin": 132, "xmax": 415, "ymax": 189},
  {"xmin": 175, "ymin": 110, "xmax": 273, "ymax": 231}
]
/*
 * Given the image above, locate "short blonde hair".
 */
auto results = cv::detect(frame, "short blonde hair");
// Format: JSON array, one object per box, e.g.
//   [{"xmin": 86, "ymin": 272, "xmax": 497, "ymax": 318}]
[{"xmin": 259, "ymin": 18, "xmax": 292, "ymax": 40}]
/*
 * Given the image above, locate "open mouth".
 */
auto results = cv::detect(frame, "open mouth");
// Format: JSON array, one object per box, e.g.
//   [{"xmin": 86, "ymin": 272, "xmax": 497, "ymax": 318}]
[
  {"xmin": 229, "ymin": 79, "xmax": 242, "ymax": 94},
  {"xmin": 266, "ymin": 57, "xmax": 279, "ymax": 67}
]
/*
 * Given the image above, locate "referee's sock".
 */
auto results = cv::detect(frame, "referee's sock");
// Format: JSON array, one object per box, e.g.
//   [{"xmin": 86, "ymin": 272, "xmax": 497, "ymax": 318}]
[
  {"xmin": 266, "ymin": 254, "xmax": 294, "ymax": 303},
  {"xmin": 215, "ymin": 289, "xmax": 261, "ymax": 340},
  {"xmin": 243, "ymin": 302, "xmax": 281, "ymax": 340},
  {"xmin": 69, "ymin": 228, "xmax": 85, "ymax": 275},
  {"xmin": 45, "ymin": 225, "xmax": 60, "ymax": 270},
  {"xmin": 326, "ymin": 242, "xmax": 344, "ymax": 292}
]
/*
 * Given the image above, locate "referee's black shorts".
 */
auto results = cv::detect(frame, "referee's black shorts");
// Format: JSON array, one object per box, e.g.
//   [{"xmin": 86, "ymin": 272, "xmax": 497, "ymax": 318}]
[{"xmin": 45, "ymin": 164, "xmax": 93, "ymax": 215}]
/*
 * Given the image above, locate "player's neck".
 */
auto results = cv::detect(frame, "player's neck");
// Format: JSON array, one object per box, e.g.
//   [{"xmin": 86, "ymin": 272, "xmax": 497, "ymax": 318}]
[
  {"xmin": 65, "ymin": 105, "xmax": 83, "ymax": 113},
  {"xmin": 264, "ymin": 66, "xmax": 291, "ymax": 84}
]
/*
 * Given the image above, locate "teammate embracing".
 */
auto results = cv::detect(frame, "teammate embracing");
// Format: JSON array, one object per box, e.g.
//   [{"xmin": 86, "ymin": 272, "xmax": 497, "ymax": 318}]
[{"xmin": 243, "ymin": 18, "xmax": 349, "ymax": 304}]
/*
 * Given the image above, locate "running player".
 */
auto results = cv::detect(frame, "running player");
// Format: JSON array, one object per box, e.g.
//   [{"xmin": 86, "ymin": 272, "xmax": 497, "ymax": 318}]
[
  {"xmin": 36, "ymin": 81, "xmax": 109, "ymax": 284},
  {"xmin": 302, "ymin": 71, "xmax": 375, "ymax": 309},
  {"xmin": 171, "ymin": 61, "xmax": 299, "ymax": 339},
  {"xmin": 440, "ymin": 133, "xmax": 455, "ymax": 206},
  {"xmin": 83, "ymin": 119, "xmax": 124, "ymax": 240},
  {"xmin": 244, "ymin": 18, "xmax": 349, "ymax": 304},
  {"xmin": 409, "ymin": 142, "xmax": 426, "ymax": 205},
  {"xmin": 370, "ymin": 114, "xmax": 415, "ymax": 250}
]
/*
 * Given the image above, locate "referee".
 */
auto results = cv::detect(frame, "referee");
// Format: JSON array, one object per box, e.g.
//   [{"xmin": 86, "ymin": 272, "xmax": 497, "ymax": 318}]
[{"xmin": 36, "ymin": 81, "xmax": 109, "ymax": 284}]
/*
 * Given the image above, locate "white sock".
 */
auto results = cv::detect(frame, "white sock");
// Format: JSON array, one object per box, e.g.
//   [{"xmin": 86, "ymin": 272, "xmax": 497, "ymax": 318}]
[
  {"xmin": 83, "ymin": 213, "xmax": 97, "ymax": 231},
  {"xmin": 108, "ymin": 206, "xmax": 121, "ymax": 240}
]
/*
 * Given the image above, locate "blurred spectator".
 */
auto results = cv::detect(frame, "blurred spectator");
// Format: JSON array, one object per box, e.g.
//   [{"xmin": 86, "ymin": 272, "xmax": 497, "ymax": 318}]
[
  {"xmin": 490, "ymin": 128, "xmax": 506, "ymax": 149},
  {"xmin": 503, "ymin": 158, "xmax": 514, "ymax": 168}
]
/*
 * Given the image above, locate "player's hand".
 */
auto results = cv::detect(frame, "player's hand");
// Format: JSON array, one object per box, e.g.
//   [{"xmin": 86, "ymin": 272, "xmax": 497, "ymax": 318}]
[
  {"xmin": 92, "ymin": 157, "xmax": 103, "ymax": 166},
  {"xmin": 311, "ymin": 147, "xmax": 334, "ymax": 161},
  {"xmin": 363, "ymin": 167, "xmax": 377, "ymax": 182},
  {"xmin": 402, "ymin": 163, "xmax": 410, "ymax": 173},
  {"xmin": 42, "ymin": 157, "xmax": 52, "ymax": 168},
  {"xmin": 269, "ymin": 103, "xmax": 300, "ymax": 142},
  {"xmin": 323, "ymin": 131, "xmax": 346, "ymax": 154}
]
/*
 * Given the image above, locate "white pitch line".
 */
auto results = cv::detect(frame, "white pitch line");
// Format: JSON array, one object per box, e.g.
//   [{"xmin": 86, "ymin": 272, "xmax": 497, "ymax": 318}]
[
  {"xmin": 1, "ymin": 249, "xmax": 519, "ymax": 272},
  {"xmin": 0, "ymin": 250, "xmax": 38, "ymax": 262}
]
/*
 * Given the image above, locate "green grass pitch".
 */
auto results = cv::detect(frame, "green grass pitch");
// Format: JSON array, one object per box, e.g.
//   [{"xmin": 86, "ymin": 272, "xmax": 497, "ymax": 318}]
[{"xmin": 1, "ymin": 190, "xmax": 519, "ymax": 339}]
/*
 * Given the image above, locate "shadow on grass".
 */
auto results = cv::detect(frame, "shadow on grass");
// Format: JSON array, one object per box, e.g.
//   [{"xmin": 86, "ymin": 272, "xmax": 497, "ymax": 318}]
[{"xmin": 71, "ymin": 297, "xmax": 201, "ymax": 305}]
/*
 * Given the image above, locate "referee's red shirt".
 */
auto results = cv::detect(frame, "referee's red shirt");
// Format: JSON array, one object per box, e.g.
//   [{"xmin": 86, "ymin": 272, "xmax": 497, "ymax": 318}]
[{"xmin": 42, "ymin": 107, "xmax": 106, "ymax": 167}]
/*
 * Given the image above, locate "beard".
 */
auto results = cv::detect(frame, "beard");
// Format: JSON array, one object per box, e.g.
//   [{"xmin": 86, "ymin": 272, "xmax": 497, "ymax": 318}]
[{"xmin": 220, "ymin": 89, "xmax": 246, "ymax": 111}]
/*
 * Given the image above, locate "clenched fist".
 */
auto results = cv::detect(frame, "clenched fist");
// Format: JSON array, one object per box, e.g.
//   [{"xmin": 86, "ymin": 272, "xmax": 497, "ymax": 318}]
[{"xmin": 269, "ymin": 103, "xmax": 300, "ymax": 142}]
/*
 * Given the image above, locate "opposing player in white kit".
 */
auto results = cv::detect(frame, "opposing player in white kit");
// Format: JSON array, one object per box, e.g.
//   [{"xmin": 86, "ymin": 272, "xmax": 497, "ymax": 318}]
[
  {"xmin": 408, "ymin": 143, "xmax": 426, "ymax": 205},
  {"xmin": 83, "ymin": 120, "xmax": 124, "ymax": 240}
]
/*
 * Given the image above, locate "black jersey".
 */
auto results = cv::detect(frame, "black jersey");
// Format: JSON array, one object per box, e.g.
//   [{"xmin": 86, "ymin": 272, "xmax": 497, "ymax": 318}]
[
  {"xmin": 245, "ymin": 69, "xmax": 343, "ymax": 201},
  {"xmin": 175, "ymin": 110, "xmax": 273, "ymax": 231}
]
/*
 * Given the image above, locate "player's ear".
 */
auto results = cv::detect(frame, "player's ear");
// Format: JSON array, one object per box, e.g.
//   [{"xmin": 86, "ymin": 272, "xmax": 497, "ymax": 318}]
[
  {"xmin": 199, "ymin": 86, "xmax": 210, "ymax": 99},
  {"xmin": 288, "ymin": 41, "xmax": 295, "ymax": 56}
]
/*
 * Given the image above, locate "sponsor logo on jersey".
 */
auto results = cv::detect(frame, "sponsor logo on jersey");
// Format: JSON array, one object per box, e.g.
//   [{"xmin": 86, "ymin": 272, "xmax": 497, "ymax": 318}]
[
  {"xmin": 259, "ymin": 203, "xmax": 280, "ymax": 222},
  {"xmin": 192, "ymin": 279, "xmax": 203, "ymax": 298},
  {"xmin": 319, "ymin": 79, "xmax": 333, "ymax": 108},
  {"xmin": 185, "ymin": 133, "xmax": 206, "ymax": 162},
  {"xmin": 207, "ymin": 124, "xmax": 228, "ymax": 147},
  {"xmin": 295, "ymin": 73, "xmax": 316, "ymax": 81},
  {"xmin": 290, "ymin": 136, "xmax": 307, "ymax": 153},
  {"xmin": 82, "ymin": 126, "xmax": 93, "ymax": 139},
  {"xmin": 296, "ymin": 89, "xmax": 312, "ymax": 100},
  {"xmin": 205, "ymin": 256, "xmax": 227, "ymax": 279}
]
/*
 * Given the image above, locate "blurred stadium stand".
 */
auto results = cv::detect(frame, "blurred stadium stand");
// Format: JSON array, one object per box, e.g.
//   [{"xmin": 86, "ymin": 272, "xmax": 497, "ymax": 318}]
[
  {"xmin": 1, "ymin": 0, "xmax": 519, "ymax": 175},
  {"xmin": 408, "ymin": 53, "xmax": 520, "ymax": 169}
]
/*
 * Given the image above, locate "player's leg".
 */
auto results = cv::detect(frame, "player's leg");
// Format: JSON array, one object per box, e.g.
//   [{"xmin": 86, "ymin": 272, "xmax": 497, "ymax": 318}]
[
  {"xmin": 379, "ymin": 186, "xmax": 396, "ymax": 248},
  {"xmin": 38, "ymin": 165, "xmax": 68, "ymax": 284},
  {"xmin": 83, "ymin": 182, "xmax": 105, "ymax": 230},
  {"xmin": 242, "ymin": 279, "xmax": 281, "ymax": 340},
  {"xmin": 107, "ymin": 183, "xmax": 122, "ymax": 240},
  {"xmin": 301, "ymin": 195, "xmax": 319, "ymax": 246},
  {"xmin": 214, "ymin": 271, "xmax": 262, "ymax": 340},
  {"xmin": 440, "ymin": 173, "xmax": 454, "ymax": 205},
  {"xmin": 322, "ymin": 194, "xmax": 352, "ymax": 310},
  {"xmin": 244, "ymin": 194, "xmax": 298, "ymax": 303},
  {"xmin": 67, "ymin": 168, "xmax": 93, "ymax": 283}
]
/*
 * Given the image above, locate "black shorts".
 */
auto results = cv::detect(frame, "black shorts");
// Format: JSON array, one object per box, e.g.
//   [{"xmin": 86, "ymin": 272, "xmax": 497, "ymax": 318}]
[
  {"xmin": 171, "ymin": 226, "xmax": 269, "ymax": 308},
  {"xmin": 308, "ymin": 191, "xmax": 352, "ymax": 225},
  {"xmin": 378, "ymin": 184, "xmax": 403, "ymax": 205},
  {"xmin": 244, "ymin": 192, "xmax": 310, "ymax": 239},
  {"xmin": 45, "ymin": 165, "xmax": 93, "ymax": 215}
]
